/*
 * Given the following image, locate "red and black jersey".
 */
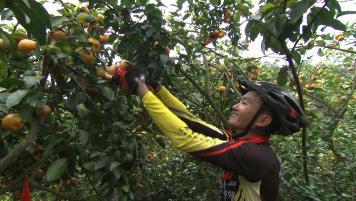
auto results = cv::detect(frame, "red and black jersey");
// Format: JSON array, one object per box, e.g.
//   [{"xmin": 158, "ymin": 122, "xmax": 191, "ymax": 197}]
[{"xmin": 142, "ymin": 86, "xmax": 281, "ymax": 201}]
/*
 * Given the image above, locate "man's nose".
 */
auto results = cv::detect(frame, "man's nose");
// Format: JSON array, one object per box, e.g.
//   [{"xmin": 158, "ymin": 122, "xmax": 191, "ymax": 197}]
[{"xmin": 232, "ymin": 103, "xmax": 239, "ymax": 110}]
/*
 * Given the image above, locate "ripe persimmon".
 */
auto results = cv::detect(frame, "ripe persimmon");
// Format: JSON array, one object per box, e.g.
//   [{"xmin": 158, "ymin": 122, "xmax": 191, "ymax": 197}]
[
  {"xmin": 212, "ymin": 29, "xmax": 220, "ymax": 37},
  {"xmin": 250, "ymin": 73, "xmax": 258, "ymax": 80},
  {"xmin": 202, "ymin": 37, "xmax": 212, "ymax": 46},
  {"xmin": 53, "ymin": 30, "xmax": 67, "ymax": 40},
  {"xmin": 335, "ymin": 34, "xmax": 344, "ymax": 41},
  {"xmin": 99, "ymin": 34, "xmax": 109, "ymax": 43},
  {"xmin": 1, "ymin": 113, "xmax": 24, "ymax": 132},
  {"xmin": 119, "ymin": 60, "xmax": 132, "ymax": 69},
  {"xmin": 218, "ymin": 31, "xmax": 225, "ymax": 38},
  {"xmin": 35, "ymin": 105, "xmax": 52, "ymax": 118},
  {"xmin": 18, "ymin": 39, "xmax": 36, "ymax": 53},
  {"xmin": 164, "ymin": 47, "xmax": 170, "ymax": 55},
  {"xmin": 224, "ymin": 9, "xmax": 233, "ymax": 18},
  {"xmin": 217, "ymin": 86, "xmax": 226, "ymax": 93},
  {"xmin": 76, "ymin": 47, "xmax": 94, "ymax": 63},
  {"xmin": 88, "ymin": 37, "xmax": 101, "ymax": 53},
  {"xmin": 95, "ymin": 14, "xmax": 105, "ymax": 21}
]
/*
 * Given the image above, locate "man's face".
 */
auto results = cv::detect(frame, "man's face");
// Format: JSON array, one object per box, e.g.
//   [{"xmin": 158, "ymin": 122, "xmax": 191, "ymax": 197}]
[{"xmin": 228, "ymin": 91, "xmax": 264, "ymax": 130}]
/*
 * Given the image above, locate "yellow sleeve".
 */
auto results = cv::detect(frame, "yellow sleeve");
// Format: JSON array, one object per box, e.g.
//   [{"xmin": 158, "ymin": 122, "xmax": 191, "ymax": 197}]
[
  {"xmin": 155, "ymin": 86, "xmax": 227, "ymax": 139},
  {"xmin": 142, "ymin": 91, "xmax": 224, "ymax": 153}
]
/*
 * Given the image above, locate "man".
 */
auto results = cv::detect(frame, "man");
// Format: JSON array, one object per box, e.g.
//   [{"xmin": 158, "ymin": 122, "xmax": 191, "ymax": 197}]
[{"xmin": 112, "ymin": 64, "xmax": 307, "ymax": 201}]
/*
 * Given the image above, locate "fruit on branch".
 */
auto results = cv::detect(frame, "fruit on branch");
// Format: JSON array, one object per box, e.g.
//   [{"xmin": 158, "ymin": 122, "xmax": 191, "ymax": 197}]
[
  {"xmin": 18, "ymin": 39, "xmax": 36, "ymax": 53},
  {"xmin": 1, "ymin": 113, "xmax": 24, "ymax": 132}
]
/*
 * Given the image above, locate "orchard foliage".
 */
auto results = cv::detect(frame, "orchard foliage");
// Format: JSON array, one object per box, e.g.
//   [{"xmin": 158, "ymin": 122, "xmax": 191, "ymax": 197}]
[{"xmin": 0, "ymin": 0, "xmax": 355, "ymax": 200}]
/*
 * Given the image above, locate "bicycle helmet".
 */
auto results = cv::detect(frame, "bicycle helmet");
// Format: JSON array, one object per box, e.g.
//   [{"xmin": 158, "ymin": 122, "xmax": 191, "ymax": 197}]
[{"xmin": 235, "ymin": 80, "xmax": 307, "ymax": 137}]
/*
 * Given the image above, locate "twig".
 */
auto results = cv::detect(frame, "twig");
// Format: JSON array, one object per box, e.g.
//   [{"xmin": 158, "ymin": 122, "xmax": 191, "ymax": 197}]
[
  {"xmin": 279, "ymin": 39, "xmax": 309, "ymax": 184},
  {"xmin": 327, "ymin": 73, "xmax": 356, "ymax": 162},
  {"xmin": 0, "ymin": 124, "xmax": 39, "ymax": 173},
  {"xmin": 316, "ymin": 45, "xmax": 356, "ymax": 54},
  {"xmin": 203, "ymin": 54, "xmax": 211, "ymax": 95},
  {"xmin": 303, "ymin": 92, "xmax": 338, "ymax": 115},
  {"xmin": 291, "ymin": 0, "xmax": 329, "ymax": 55},
  {"xmin": 176, "ymin": 66, "xmax": 229, "ymax": 128}
]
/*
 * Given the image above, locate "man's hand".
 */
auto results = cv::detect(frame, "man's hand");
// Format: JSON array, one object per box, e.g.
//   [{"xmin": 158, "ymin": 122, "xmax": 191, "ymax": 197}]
[{"xmin": 135, "ymin": 75, "xmax": 150, "ymax": 98}]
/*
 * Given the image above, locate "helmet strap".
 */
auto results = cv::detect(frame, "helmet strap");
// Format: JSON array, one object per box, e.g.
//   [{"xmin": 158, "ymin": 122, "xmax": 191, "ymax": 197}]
[{"xmin": 232, "ymin": 104, "xmax": 267, "ymax": 139}]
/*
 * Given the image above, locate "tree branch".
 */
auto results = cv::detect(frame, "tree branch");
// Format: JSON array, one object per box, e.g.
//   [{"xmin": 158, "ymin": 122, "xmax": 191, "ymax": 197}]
[
  {"xmin": 279, "ymin": 39, "xmax": 309, "ymax": 184},
  {"xmin": 176, "ymin": 66, "xmax": 229, "ymax": 128},
  {"xmin": 0, "ymin": 124, "xmax": 39, "ymax": 173},
  {"xmin": 291, "ymin": 0, "xmax": 329, "ymax": 55},
  {"xmin": 317, "ymin": 45, "xmax": 356, "ymax": 54}
]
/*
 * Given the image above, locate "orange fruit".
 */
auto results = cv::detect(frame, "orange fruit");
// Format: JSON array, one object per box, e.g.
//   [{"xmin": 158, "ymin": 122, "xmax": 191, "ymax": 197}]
[
  {"xmin": 18, "ymin": 39, "xmax": 36, "ymax": 53},
  {"xmin": 202, "ymin": 37, "xmax": 212, "ymax": 46},
  {"xmin": 0, "ymin": 38, "xmax": 4, "ymax": 49},
  {"xmin": 35, "ymin": 104, "xmax": 52, "ymax": 118},
  {"xmin": 99, "ymin": 34, "xmax": 109, "ymax": 43},
  {"xmin": 76, "ymin": 47, "xmax": 94, "ymax": 64},
  {"xmin": 164, "ymin": 47, "xmax": 170, "ymax": 55},
  {"xmin": 250, "ymin": 68, "xmax": 259, "ymax": 74},
  {"xmin": 80, "ymin": 5, "xmax": 89, "ymax": 13},
  {"xmin": 224, "ymin": 9, "xmax": 232, "ymax": 18},
  {"xmin": 250, "ymin": 73, "xmax": 257, "ymax": 80},
  {"xmin": 234, "ymin": 83, "xmax": 240, "ymax": 88},
  {"xmin": 107, "ymin": 65, "xmax": 116, "ymax": 75},
  {"xmin": 226, "ymin": 71, "xmax": 232, "ymax": 79},
  {"xmin": 218, "ymin": 31, "xmax": 225, "ymax": 38},
  {"xmin": 119, "ymin": 60, "xmax": 132, "ymax": 69},
  {"xmin": 212, "ymin": 29, "xmax": 220, "ymax": 37},
  {"xmin": 217, "ymin": 86, "xmax": 226, "ymax": 93},
  {"xmin": 32, "ymin": 145, "xmax": 44, "ymax": 157},
  {"xmin": 96, "ymin": 67, "xmax": 107, "ymax": 78},
  {"xmin": 335, "ymin": 34, "xmax": 344, "ymax": 41},
  {"xmin": 1, "ymin": 113, "xmax": 24, "ymax": 132},
  {"xmin": 53, "ymin": 30, "xmax": 67, "ymax": 40},
  {"xmin": 88, "ymin": 37, "xmax": 101, "ymax": 53},
  {"xmin": 223, "ymin": 17, "xmax": 230, "ymax": 23},
  {"xmin": 95, "ymin": 14, "xmax": 105, "ymax": 21},
  {"xmin": 88, "ymin": 23, "xmax": 98, "ymax": 31}
]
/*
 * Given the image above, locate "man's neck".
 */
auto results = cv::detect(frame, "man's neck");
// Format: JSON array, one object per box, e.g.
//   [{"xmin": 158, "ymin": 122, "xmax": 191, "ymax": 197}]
[{"xmin": 238, "ymin": 132, "xmax": 268, "ymax": 141}]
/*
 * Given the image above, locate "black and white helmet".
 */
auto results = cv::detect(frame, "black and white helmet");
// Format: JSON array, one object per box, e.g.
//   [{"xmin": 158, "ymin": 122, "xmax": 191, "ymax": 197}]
[{"xmin": 239, "ymin": 80, "xmax": 308, "ymax": 136}]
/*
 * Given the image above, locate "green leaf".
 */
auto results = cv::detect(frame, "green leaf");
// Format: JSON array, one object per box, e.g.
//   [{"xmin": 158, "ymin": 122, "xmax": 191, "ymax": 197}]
[
  {"xmin": 327, "ymin": 0, "xmax": 341, "ymax": 14},
  {"xmin": 6, "ymin": 89, "xmax": 29, "ymax": 109},
  {"xmin": 0, "ymin": 62, "xmax": 9, "ymax": 78},
  {"xmin": 95, "ymin": 156, "xmax": 110, "ymax": 170},
  {"xmin": 155, "ymin": 136, "xmax": 165, "ymax": 148},
  {"xmin": 245, "ymin": 20, "xmax": 261, "ymax": 41},
  {"xmin": 77, "ymin": 103, "xmax": 89, "ymax": 118},
  {"xmin": 46, "ymin": 158, "xmax": 68, "ymax": 181},
  {"xmin": 43, "ymin": 138, "xmax": 64, "ymax": 156},
  {"xmin": 78, "ymin": 129, "xmax": 89, "ymax": 146},
  {"xmin": 210, "ymin": 0, "xmax": 221, "ymax": 6},
  {"xmin": 101, "ymin": 86, "xmax": 115, "ymax": 101},
  {"xmin": 24, "ymin": 76, "xmax": 42, "ymax": 88},
  {"xmin": 51, "ymin": 16, "xmax": 70, "ymax": 28},
  {"xmin": 261, "ymin": 3, "xmax": 275, "ymax": 14},
  {"xmin": 110, "ymin": 161, "xmax": 121, "ymax": 171},
  {"xmin": 6, "ymin": 0, "xmax": 52, "ymax": 44},
  {"xmin": 83, "ymin": 161, "xmax": 95, "ymax": 170},
  {"xmin": 292, "ymin": 51, "xmax": 301, "ymax": 64},
  {"xmin": 321, "ymin": 19, "xmax": 346, "ymax": 31},
  {"xmin": 121, "ymin": 184, "xmax": 130, "ymax": 193},
  {"xmin": 277, "ymin": 68, "xmax": 288, "ymax": 86},
  {"xmin": 0, "ymin": 87, "xmax": 6, "ymax": 92},
  {"xmin": 0, "ymin": 104, "xmax": 8, "ymax": 113},
  {"xmin": 290, "ymin": 0, "xmax": 317, "ymax": 23}
]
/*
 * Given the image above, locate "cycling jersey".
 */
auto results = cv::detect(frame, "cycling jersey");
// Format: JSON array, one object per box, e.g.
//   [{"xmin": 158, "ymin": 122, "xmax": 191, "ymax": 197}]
[{"xmin": 142, "ymin": 86, "xmax": 281, "ymax": 201}]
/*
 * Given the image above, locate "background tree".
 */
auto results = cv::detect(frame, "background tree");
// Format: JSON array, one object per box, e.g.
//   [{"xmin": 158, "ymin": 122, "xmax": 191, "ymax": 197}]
[{"xmin": 0, "ymin": 0, "xmax": 355, "ymax": 200}]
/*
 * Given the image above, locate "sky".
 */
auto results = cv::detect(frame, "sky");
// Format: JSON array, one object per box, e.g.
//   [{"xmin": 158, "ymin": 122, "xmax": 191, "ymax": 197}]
[{"xmin": 16, "ymin": 0, "xmax": 356, "ymax": 65}]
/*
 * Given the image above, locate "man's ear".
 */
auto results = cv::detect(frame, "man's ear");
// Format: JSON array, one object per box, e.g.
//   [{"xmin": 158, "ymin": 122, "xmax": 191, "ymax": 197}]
[{"xmin": 255, "ymin": 114, "xmax": 272, "ymax": 127}]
